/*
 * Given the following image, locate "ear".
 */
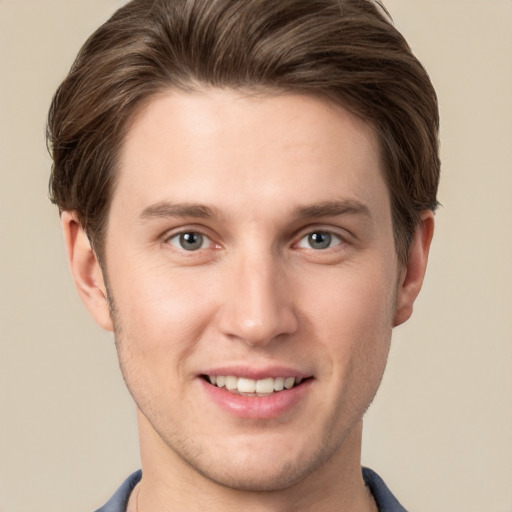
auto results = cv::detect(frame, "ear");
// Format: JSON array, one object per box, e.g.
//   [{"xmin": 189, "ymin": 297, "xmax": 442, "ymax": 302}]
[
  {"xmin": 393, "ymin": 211, "xmax": 435, "ymax": 327},
  {"xmin": 61, "ymin": 211, "xmax": 114, "ymax": 332}
]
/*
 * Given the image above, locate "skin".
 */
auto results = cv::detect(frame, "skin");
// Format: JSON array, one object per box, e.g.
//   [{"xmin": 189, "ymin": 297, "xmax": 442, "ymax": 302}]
[{"xmin": 62, "ymin": 89, "xmax": 433, "ymax": 511}]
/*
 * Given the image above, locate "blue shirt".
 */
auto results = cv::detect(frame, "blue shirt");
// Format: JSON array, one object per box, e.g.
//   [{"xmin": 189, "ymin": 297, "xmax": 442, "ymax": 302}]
[{"xmin": 95, "ymin": 467, "xmax": 407, "ymax": 512}]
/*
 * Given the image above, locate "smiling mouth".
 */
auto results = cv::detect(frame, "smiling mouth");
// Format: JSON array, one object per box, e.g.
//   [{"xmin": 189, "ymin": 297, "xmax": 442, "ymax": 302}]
[{"xmin": 202, "ymin": 375, "xmax": 307, "ymax": 396}]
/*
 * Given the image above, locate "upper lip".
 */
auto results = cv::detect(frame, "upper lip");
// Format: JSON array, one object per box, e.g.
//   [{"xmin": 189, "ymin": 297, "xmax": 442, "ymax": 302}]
[{"xmin": 199, "ymin": 366, "xmax": 312, "ymax": 380}]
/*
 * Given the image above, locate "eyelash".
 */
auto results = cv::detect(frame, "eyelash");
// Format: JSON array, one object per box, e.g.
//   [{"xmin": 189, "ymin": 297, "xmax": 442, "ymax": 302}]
[
  {"xmin": 166, "ymin": 231, "xmax": 215, "ymax": 252},
  {"xmin": 164, "ymin": 227, "xmax": 347, "ymax": 254},
  {"xmin": 296, "ymin": 230, "xmax": 344, "ymax": 251}
]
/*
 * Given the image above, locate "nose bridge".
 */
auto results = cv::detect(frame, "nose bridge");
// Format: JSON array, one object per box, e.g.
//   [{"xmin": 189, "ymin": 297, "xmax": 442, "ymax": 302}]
[{"xmin": 217, "ymin": 246, "xmax": 298, "ymax": 346}]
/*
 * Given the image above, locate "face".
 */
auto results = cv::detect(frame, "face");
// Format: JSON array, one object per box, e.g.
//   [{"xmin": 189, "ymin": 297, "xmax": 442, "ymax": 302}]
[{"xmin": 89, "ymin": 90, "xmax": 406, "ymax": 491}]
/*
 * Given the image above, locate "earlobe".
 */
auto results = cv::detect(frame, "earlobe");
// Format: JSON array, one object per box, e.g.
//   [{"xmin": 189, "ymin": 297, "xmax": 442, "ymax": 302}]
[
  {"xmin": 393, "ymin": 211, "xmax": 435, "ymax": 327},
  {"xmin": 61, "ymin": 211, "xmax": 114, "ymax": 332}
]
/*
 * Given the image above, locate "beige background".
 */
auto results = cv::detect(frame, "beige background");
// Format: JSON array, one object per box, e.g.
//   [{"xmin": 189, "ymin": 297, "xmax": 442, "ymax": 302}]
[{"xmin": 1, "ymin": 1, "xmax": 511, "ymax": 511}]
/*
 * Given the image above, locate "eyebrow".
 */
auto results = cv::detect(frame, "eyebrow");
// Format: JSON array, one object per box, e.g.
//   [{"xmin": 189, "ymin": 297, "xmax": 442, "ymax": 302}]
[
  {"xmin": 294, "ymin": 200, "xmax": 372, "ymax": 220},
  {"xmin": 138, "ymin": 199, "xmax": 371, "ymax": 222},
  {"xmin": 139, "ymin": 201, "xmax": 220, "ymax": 221}
]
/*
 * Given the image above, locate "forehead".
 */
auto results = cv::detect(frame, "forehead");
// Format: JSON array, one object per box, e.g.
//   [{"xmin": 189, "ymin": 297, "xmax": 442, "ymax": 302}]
[{"xmin": 113, "ymin": 88, "xmax": 389, "ymax": 222}]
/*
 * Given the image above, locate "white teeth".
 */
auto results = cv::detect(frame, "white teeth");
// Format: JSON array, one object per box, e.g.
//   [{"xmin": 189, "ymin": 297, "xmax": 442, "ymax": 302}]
[
  {"xmin": 206, "ymin": 375, "xmax": 302, "ymax": 394},
  {"xmin": 238, "ymin": 378, "xmax": 256, "ymax": 393},
  {"xmin": 284, "ymin": 377, "xmax": 295, "ymax": 389},
  {"xmin": 225, "ymin": 376, "xmax": 238, "ymax": 391},
  {"xmin": 255, "ymin": 378, "xmax": 274, "ymax": 394},
  {"xmin": 273, "ymin": 377, "xmax": 285, "ymax": 391}
]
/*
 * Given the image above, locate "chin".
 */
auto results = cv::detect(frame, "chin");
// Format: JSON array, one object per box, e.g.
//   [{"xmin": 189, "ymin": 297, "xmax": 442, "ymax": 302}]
[
  {"xmin": 192, "ymin": 458, "xmax": 314, "ymax": 492},
  {"xmin": 173, "ymin": 435, "xmax": 332, "ymax": 493}
]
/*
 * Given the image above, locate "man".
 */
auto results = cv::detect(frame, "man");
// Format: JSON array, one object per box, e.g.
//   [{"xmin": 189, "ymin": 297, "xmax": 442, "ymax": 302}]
[{"xmin": 47, "ymin": 0, "xmax": 439, "ymax": 510}]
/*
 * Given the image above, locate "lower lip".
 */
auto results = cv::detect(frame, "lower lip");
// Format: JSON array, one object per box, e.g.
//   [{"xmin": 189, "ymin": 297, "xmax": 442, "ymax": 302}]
[{"xmin": 200, "ymin": 378, "xmax": 312, "ymax": 419}]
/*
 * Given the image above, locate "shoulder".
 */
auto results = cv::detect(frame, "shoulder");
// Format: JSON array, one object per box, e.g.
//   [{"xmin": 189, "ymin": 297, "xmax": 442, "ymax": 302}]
[
  {"xmin": 94, "ymin": 470, "xmax": 142, "ymax": 512},
  {"xmin": 362, "ymin": 467, "xmax": 408, "ymax": 512}
]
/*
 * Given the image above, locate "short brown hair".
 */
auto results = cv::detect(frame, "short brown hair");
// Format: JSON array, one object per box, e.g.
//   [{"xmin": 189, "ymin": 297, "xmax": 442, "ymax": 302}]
[{"xmin": 47, "ymin": 0, "xmax": 440, "ymax": 264}]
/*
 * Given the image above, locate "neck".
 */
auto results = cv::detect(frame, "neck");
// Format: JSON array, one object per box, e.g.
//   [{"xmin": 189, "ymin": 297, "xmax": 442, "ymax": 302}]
[{"xmin": 135, "ymin": 412, "xmax": 376, "ymax": 512}]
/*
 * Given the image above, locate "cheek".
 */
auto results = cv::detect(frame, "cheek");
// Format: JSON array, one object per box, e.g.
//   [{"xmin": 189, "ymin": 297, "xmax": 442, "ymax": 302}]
[
  {"xmin": 108, "ymin": 266, "xmax": 219, "ymax": 418},
  {"xmin": 303, "ymin": 263, "xmax": 396, "ymax": 378},
  {"xmin": 308, "ymin": 262, "xmax": 396, "ymax": 332},
  {"xmin": 109, "ymin": 263, "xmax": 218, "ymax": 364},
  {"xmin": 315, "ymin": 277, "xmax": 394, "ymax": 427}
]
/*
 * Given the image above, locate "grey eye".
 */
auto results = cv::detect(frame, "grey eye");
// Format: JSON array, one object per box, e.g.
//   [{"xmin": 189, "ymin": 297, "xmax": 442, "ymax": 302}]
[
  {"xmin": 297, "ymin": 231, "xmax": 342, "ymax": 250},
  {"xmin": 308, "ymin": 232, "xmax": 332, "ymax": 249},
  {"xmin": 168, "ymin": 232, "xmax": 209, "ymax": 251}
]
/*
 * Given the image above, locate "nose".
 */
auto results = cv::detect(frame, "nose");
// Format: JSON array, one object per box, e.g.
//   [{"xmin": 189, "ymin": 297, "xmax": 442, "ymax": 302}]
[{"xmin": 217, "ymin": 253, "xmax": 299, "ymax": 347}]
